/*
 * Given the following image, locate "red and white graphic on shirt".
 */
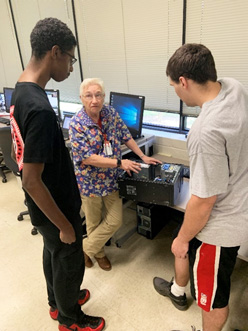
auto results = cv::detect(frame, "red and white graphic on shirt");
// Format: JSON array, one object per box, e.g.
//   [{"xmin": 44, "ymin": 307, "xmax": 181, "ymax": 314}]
[
  {"xmin": 193, "ymin": 243, "xmax": 220, "ymax": 312},
  {"xmin": 10, "ymin": 105, "xmax": 24, "ymax": 171}
]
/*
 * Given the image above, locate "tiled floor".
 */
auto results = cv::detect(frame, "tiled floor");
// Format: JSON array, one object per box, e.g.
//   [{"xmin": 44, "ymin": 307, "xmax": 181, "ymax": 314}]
[{"xmin": 0, "ymin": 172, "xmax": 247, "ymax": 331}]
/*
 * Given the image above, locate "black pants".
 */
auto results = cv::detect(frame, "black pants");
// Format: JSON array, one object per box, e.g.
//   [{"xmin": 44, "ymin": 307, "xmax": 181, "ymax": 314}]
[{"xmin": 37, "ymin": 215, "xmax": 85, "ymax": 325}]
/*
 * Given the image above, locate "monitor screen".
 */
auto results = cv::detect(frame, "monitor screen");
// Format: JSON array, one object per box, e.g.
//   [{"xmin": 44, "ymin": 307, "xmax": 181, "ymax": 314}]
[
  {"xmin": 2, "ymin": 88, "xmax": 61, "ymax": 119},
  {"xmin": 62, "ymin": 114, "xmax": 73, "ymax": 130},
  {"xmin": 109, "ymin": 92, "xmax": 145, "ymax": 139},
  {"xmin": 3, "ymin": 87, "xmax": 14, "ymax": 113},
  {"xmin": 45, "ymin": 89, "xmax": 61, "ymax": 121},
  {"xmin": 0, "ymin": 92, "xmax": 5, "ymax": 112}
]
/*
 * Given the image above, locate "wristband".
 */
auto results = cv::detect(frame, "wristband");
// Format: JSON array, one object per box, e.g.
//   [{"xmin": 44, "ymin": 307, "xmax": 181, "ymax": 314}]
[
  {"xmin": 116, "ymin": 158, "xmax": 122, "ymax": 168},
  {"xmin": 139, "ymin": 154, "xmax": 145, "ymax": 159}
]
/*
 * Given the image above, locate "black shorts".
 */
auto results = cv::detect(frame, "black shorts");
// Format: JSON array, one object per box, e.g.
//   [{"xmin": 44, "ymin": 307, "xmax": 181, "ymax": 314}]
[{"xmin": 188, "ymin": 238, "xmax": 239, "ymax": 312}]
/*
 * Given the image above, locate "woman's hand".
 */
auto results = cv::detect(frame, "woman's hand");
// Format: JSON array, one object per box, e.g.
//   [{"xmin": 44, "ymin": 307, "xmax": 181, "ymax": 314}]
[
  {"xmin": 121, "ymin": 159, "xmax": 142, "ymax": 176},
  {"xmin": 141, "ymin": 155, "xmax": 162, "ymax": 165}
]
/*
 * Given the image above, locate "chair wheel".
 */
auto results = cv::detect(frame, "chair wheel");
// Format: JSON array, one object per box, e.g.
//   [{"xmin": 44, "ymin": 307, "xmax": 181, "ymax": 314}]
[
  {"xmin": 2, "ymin": 178, "xmax": 7, "ymax": 183},
  {"xmin": 31, "ymin": 227, "xmax": 38, "ymax": 235},
  {"xmin": 18, "ymin": 215, "xmax": 24, "ymax": 221}
]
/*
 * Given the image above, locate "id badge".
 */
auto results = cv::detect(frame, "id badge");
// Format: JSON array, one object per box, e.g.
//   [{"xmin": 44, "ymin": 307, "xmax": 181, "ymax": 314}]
[{"xmin": 104, "ymin": 141, "xmax": 113, "ymax": 156}]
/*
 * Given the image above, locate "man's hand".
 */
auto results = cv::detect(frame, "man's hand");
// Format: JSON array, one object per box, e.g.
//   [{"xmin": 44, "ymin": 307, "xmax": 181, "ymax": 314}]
[
  {"xmin": 171, "ymin": 236, "xmax": 189, "ymax": 259},
  {"xmin": 60, "ymin": 223, "xmax": 76, "ymax": 244},
  {"xmin": 121, "ymin": 159, "xmax": 142, "ymax": 176}
]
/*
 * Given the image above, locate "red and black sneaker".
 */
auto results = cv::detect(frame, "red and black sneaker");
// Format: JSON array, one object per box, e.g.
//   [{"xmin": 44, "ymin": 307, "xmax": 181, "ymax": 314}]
[
  {"xmin": 50, "ymin": 306, "xmax": 59, "ymax": 320},
  {"xmin": 49, "ymin": 289, "xmax": 90, "ymax": 320},
  {"xmin": 58, "ymin": 315, "xmax": 105, "ymax": 331},
  {"xmin": 78, "ymin": 289, "xmax": 90, "ymax": 305}
]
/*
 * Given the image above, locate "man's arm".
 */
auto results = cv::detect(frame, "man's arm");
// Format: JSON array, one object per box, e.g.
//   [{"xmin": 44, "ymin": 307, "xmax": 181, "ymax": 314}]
[
  {"xmin": 125, "ymin": 138, "xmax": 161, "ymax": 164},
  {"xmin": 171, "ymin": 194, "xmax": 217, "ymax": 259},
  {"xmin": 22, "ymin": 162, "xmax": 75, "ymax": 244}
]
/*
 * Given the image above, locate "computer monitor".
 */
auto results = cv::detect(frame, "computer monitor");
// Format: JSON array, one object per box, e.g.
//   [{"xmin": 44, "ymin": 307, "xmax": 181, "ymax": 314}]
[
  {"xmin": 3, "ymin": 87, "xmax": 14, "ymax": 113},
  {"xmin": 45, "ymin": 89, "xmax": 61, "ymax": 121},
  {"xmin": 0, "ymin": 92, "xmax": 5, "ymax": 112},
  {"xmin": 109, "ymin": 91, "xmax": 145, "ymax": 139},
  {"xmin": 61, "ymin": 114, "xmax": 73, "ymax": 139},
  {"xmin": 2, "ymin": 87, "xmax": 61, "ymax": 119}
]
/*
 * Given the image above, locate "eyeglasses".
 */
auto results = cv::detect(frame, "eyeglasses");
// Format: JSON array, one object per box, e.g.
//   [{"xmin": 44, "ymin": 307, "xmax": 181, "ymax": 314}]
[
  {"xmin": 82, "ymin": 93, "xmax": 105, "ymax": 100},
  {"xmin": 63, "ymin": 50, "xmax": 77, "ymax": 66}
]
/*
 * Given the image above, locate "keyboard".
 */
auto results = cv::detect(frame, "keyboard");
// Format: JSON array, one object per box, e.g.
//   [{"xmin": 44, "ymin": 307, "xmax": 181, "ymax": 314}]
[{"xmin": 0, "ymin": 117, "xmax": 10, "ymax": 125}]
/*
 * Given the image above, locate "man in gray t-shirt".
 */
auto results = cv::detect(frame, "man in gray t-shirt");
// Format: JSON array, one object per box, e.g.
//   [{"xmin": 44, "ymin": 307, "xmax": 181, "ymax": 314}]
[
  {"xmin": 153, "ymin": 44, "xmax": 248, "ymax": 331},
  {"xmin": 188, "ymin": 77, "xmax": 248, "ymax": 247}
]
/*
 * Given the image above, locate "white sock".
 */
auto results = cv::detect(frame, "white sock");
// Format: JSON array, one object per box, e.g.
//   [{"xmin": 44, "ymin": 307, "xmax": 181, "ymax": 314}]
[{"xmin": 171, "ymin": 278, "xmax": 186, "ymax": 297}]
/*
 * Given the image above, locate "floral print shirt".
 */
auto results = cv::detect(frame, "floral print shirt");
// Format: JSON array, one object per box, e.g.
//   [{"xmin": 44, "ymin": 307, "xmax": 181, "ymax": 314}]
[{"xmin": 69, "ymin": 104, "xmax": 132, "ymax": 197}]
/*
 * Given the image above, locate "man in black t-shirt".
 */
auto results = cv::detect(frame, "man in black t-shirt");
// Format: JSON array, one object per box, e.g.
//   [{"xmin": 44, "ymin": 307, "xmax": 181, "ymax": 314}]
[{"xmin": 10, "ymin": 18, "xmax": 105, "ymax": 331}]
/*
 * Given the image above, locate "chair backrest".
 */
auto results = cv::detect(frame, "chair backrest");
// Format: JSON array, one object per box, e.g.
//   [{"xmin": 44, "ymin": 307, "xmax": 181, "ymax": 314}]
[{"xmin": 0, "ymin": 126, "xmax": 19, "ymax": 175}]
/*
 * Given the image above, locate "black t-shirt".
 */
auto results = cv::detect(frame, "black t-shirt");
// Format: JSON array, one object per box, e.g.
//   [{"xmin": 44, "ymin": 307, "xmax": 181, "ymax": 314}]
[{"xmin": 11, "ymin": 82, "xmax": 81, "ymax": 226}]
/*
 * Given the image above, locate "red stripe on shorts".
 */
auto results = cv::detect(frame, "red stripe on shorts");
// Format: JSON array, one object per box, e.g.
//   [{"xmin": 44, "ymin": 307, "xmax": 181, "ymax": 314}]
[{"xmin": 194, "ymin": 243, "xmax": 220, "ymax": 312}]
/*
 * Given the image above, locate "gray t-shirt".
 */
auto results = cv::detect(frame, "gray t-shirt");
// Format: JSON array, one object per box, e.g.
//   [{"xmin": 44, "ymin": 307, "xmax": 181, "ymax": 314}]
[{"xmin": 187, "ymin": 77, "xmax": 248, "ymax": 247}]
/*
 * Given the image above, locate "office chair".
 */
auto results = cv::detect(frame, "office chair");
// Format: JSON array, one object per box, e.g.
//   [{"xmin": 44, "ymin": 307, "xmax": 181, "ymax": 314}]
[
  {"xmin": 0, "ymin": 150, "xmax": 9, "ymax": 183},
  {"xmin": 0, "ymin": 126, "xmax": 38, "ymax": 235}
]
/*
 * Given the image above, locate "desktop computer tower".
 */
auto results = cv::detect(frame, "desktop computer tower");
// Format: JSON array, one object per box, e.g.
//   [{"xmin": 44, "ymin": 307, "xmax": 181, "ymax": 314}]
[
  {"xmin": 118, "ymin": 162, "xmax": 183, "ymax": 206},
  {"xmin": 137, "ymin": 202, "xmax": 171, "ymax": 239}
]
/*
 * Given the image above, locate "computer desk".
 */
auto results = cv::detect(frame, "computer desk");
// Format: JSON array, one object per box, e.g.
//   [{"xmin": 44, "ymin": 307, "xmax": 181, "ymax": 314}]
[
  {"xmin": 121, "ymin": 135, "xmax": 155, "ymax": 157},
  {"xmin": 0, "ymin": 114, "xmax": 10, "ymax": 128},
  {"xmin": 65, "ymin": 134, "xmax": 155, "ymax": 157},
  {"xmin": 116, "ymin": 153, "xmax": 248, "ymax": 262}
]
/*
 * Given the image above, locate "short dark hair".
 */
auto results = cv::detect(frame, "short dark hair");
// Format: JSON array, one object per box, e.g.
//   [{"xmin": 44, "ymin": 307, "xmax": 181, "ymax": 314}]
[
  {"xmin": 30, "ymin": 17, "xmax": 77, "ymax": 59},
  {"xmin": 166, "ymin": 43, "xmax": 217, "ymax": 84}
]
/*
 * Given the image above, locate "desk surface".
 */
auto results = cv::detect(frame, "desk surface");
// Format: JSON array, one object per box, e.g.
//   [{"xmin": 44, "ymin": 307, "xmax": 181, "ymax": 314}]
[
  {"xmin": 0, "ymin": 114, "xmax": 10, "ymax": 128},
  {"xmin": 66, "ymin": 134, "xmax": 155, "ymax": 154},
  {"xmin": 121, "ymin": 135, "xmax": 154, "ymax": 155},
  {"xmin": 153, "ymin": 152, "xmax": 189, "ymax": 167}
]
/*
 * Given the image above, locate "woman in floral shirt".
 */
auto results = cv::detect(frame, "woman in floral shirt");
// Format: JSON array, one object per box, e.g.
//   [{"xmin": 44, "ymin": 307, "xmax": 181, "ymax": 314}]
[{"xmin": 69, "ymin": 78, "xmax": 160, "ymax": 271}]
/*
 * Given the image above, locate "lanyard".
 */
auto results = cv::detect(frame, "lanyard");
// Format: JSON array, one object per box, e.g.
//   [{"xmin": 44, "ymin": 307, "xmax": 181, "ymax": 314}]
[
  {"xmin": 98, "ymin": 117, "xmax": 113, "ymax": 156},
  {"xmin": 98, "ymin": 117, "xmax": 107, "ymax": 142}
]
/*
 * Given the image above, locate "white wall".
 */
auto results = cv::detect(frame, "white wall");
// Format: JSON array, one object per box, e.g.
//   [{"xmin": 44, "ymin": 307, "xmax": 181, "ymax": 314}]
[{"xmin": 143, "ymin": 128, "xmax": 189, "ymax": 165}]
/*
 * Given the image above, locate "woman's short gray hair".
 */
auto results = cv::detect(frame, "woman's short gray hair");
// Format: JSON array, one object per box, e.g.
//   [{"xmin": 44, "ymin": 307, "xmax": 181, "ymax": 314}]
[{"xmin": 79, "ymin": 78, "xmax": 105, "ymax": 96}]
